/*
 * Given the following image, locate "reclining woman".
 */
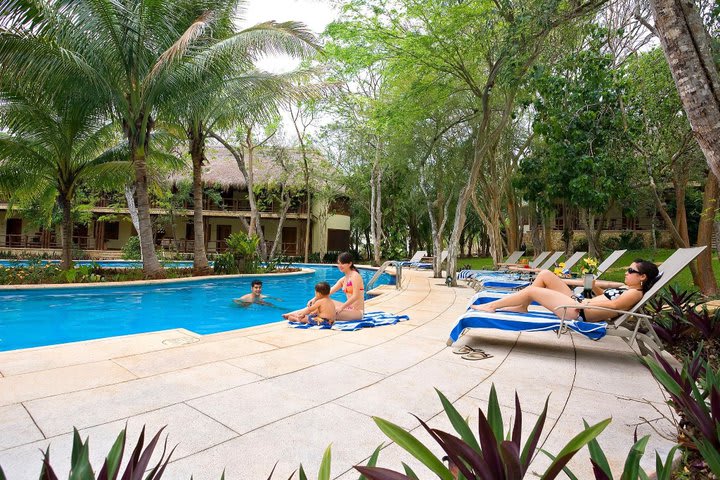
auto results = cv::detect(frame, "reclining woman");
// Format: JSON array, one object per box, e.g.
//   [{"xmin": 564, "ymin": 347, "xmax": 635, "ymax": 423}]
[
  {"xmin": 284, "ymin": 252, "xmax": 365, "ymax": 322},
  {"xmin": 471, "ymin": 260, "xmax": 659, "ymax": 322}
]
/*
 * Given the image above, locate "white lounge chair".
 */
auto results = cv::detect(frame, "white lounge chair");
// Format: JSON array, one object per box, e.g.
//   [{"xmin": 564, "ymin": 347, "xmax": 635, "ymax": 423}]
[
  {"xmin": 414, "ymin": 250, "xmax": 448, "ymax": 269},
  {"xmin": 398, "ymin": 250, "xmax": 427, "ymax": 267},
  {"xmin": 448, "ymin": 247, "xmax": 705, "ymax": 354},
  {"xmin": 457, "ymin": 251, "xmax": 525, "ymax": 280}
]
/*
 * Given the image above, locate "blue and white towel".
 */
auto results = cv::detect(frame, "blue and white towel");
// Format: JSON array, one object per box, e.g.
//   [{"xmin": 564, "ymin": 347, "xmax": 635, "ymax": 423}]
[
  {"xmin": 288, "ymin": 311, "xmax": 410, "ymax": 331},
  {"xmin": 449, "ymin": 309, "xmax": 607, "ymax": 342}
]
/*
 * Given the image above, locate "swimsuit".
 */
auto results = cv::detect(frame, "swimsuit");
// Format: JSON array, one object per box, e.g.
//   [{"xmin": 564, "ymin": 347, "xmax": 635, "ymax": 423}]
[
  {"xmin": 342, "ymin": 278, "xmax": 364, "ymax": 311},
  {"xmin": 603, "ymin": 287, "xmax": 627, "ymax": 300}
]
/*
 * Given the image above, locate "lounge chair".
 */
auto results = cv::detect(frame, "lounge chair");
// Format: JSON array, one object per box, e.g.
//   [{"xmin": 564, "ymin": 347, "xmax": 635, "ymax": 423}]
[
  {"xmin": 468, "ymin": 251, "xmax": 565, "ymax": 290},
  {"xmin": 561, "ymin": 249, "xmax": 627, "ymax": 290},
  {"xmin": 462, "ymin": 251, "xmax": 551, "ymax": 284},
  {"xmin": 456, "ymin": 251, "xmax": 524, "ymax": 280},
  {"xmin": 414, "ymin": 250, "xmax": 448, "ymax": 269},
  {"xmin": 398, "ymin": 250, "xmax": 428, "ymax": 267},
  {"xmin": 448, "ymin": 246, "xmax": 705, "ymax": 355}
]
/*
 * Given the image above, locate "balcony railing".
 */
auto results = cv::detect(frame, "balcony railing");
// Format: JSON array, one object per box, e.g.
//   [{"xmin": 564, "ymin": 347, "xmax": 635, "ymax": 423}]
[
  {"xmin": 93, "ymin": 196, "xmax": 307, "ymax": 214},
  {"xmin": 157, "ymin": 238, "xmax": 299, "ymax": 255},
  {"xmin": 1, "ymin": 234, "xmax": 94, "ymax": 249}
]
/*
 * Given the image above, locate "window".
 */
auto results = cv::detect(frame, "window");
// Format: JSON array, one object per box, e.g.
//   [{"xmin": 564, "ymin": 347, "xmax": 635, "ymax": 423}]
[
  {"xmin": 185, "ymin": 222, "xmax": 194, "ymax": 240},
  {"xmin": 329, "ymin": 197, "xmax": 351, "ymax": 216},
  {"xmin": 105, "ymin": 222, "xmax": 119, "ymax": 240}
]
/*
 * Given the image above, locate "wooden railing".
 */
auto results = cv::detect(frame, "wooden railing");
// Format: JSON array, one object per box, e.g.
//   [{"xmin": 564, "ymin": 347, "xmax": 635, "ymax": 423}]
[
  {"xmin": 1, "ymin": 234, "xmax": 94, "ymax": 249},
  {"xmin": 94, "ymin": 196, "xmax": 308, "ymax": 214}
]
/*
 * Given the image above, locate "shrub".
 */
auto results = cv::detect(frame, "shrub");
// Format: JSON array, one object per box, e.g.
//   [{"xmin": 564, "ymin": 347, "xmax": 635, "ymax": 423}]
[
  {"xmin": 212, "ymin": 252, "xmax": 239, "ymax": 274},
  {"xmin": 603, "ymin": 231, "xmax": 645, "ymax": 251},
  {"xmin": 322, "ymin": 250, "xmax": 343, "ymax": 263},
  {"xmin": 121, "ymin": 236, "xmax": 141, "ymax": 260},
  {"xmin": 224, "ymin": 232, "xmax": 260, "ymax": 273}
]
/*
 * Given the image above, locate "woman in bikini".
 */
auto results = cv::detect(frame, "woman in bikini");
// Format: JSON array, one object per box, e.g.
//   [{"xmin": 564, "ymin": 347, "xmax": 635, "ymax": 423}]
[
  {"xmin": 283, "ymin": 252, "xmax": 365, "ymax": 322},
  {"xmin": 471, "ymin": 259, "xmax": 659, "ymax": 322}
]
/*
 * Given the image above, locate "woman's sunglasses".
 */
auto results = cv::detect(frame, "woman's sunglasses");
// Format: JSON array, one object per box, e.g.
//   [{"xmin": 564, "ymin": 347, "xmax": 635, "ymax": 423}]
[{"xmin": 626, "ymin": 267, "xmax": 640, "ymax": 275}]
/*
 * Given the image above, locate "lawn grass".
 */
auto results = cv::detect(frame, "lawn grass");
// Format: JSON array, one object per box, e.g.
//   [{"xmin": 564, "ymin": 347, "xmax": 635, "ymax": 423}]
[{"xmin": 459, "ymin": 248, "xmax": 720, "ymax": 294}]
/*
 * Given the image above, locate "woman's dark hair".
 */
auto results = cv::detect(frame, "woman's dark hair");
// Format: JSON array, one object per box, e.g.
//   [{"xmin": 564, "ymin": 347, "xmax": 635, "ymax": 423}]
[
  {"xmin": 315, "ymin": 281, "xmax": 331, "ymax": 295},
  {"xmin": 337, "ymin": 252, "xmax": 358, "ymax": 272},
  {"xmin": 633, "ymin": 259, "xmax": 659, "ymax": 293}
]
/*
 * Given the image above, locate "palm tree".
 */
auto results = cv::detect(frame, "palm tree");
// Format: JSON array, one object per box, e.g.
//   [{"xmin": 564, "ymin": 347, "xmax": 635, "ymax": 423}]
[
  {"xmin": 0, "ymin": 92, "xmax": 129, "ymax": 269},
  {"xmin": 0, "ymin": 0, "xmax": 317, "ymax": 278}
]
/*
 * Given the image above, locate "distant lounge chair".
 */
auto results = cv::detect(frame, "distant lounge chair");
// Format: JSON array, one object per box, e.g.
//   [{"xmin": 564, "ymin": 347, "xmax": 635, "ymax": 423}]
[
  {"xmin": 469, "ymin": 251, "xmax": 565, "ymax": 290},
  {"xmin": 413, "ymin": 250, "xmax": 448, "ymax": 269},
  {"xmin": 398, "ymin": 250, "xmax": 427, "ymax": 267},
  {"xmin": 448, "ymin": 247, "xmax": 705, "ymax": 354},
  {"xmin": 457, "ymin": 251, "xmax": 524, "ymax": 280},
  {"xmin": 460, "ymin": 251, "xmax": 549, "ymax": 282}
]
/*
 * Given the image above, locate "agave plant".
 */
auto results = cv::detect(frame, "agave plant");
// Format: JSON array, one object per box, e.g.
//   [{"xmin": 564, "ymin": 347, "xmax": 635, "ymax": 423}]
[
  {"xmin": 645, "ymin": 349, "xmax": 720, "ymax": 476},
  {"xmin": 354, "ymin": 386, "xmax": 611, "ymax": 479},
  {"xmin": 0, "ymin": 426, "xmax": 174, "ymax": 480}
]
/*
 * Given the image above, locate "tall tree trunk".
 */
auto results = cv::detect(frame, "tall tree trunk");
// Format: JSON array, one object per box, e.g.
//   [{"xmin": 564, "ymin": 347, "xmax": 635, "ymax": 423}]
[
  {"xmin": 304, "ymin": 188, "xmax": 311, "ymax": 263},
  {"xmin": 189, "ymin": 126, "xmax": 211, "ymax": 276},
  {"xmin": 370, "ymin": 139, "xmax": 383, "ymax": 266},
  {"xmin": 649, "ymin": 0, "xmax": 720, "ymax": 181},
  {"xmin": 506, "ymin": 186, "xmax": 521, "ymax": 252},
  {"xmin": 246, "ymin": 146, "xmax": 267, "ymax": 260},
  {"xmin": 673, "ymin": 181, "xmax": 689, "ymax": 245},
  {"xmin": 209, "ymin": 131, "xmax": 266, "ymax": 259},
  {"xmin": 58, "ymin": 194, "xmax": 73, "ymax": 270},
  {"xmin": 131, "ymin": 149, "xmax": 165, "ymax": 279},
  {"xmin": 269, "ymin": 186, "xmax": 292, "ymax": 259},
  {"xmin": 697, "ymin": 173, "xmax": 718, "ymax": 295}
]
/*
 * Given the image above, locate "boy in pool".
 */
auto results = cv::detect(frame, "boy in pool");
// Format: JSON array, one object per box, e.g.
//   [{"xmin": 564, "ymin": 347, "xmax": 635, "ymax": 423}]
[
  {"xmin": 287, "ymin": 281, "xmax": 336, "ymax": 325},
  {"xmin": 233, "ymin": 280, "xmax": 276, "ymax": 306}
]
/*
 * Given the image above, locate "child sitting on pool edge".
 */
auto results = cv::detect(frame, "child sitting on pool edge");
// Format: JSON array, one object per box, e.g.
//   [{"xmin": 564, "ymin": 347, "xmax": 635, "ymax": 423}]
[{"xmin": 287, "ymin": 281, "xmax": 337, "ymax": 325}]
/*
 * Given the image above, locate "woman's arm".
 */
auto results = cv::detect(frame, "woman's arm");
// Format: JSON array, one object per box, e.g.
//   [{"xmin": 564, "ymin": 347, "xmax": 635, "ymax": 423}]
[
  {"xmin": 586, "ymin": 289, "xmax": 643, "ymax": 311},
  {"xmin": 329, "ymin": 278, "xmax": 344, "ymax": 295}
]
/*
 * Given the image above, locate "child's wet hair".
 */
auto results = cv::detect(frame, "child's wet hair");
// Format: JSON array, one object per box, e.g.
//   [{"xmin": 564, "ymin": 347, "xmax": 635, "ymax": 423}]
[{"xmin": 315, "ymin": 281, "xmax": 331, "ymax": 295}]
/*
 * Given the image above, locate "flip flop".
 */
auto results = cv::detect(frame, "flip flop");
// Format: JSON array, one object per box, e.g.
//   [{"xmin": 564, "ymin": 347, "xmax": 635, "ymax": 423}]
[
  {"xmin": 461, "ymin": 351, "xmax": 493, "ymax": 361},
  {"xmin": 452, "ymin": 345, "xmax": 480, "ymax": 355}
]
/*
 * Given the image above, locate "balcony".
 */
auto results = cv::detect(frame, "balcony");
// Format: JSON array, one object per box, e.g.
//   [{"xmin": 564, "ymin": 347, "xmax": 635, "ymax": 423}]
[{"xmin": 92, "ymin": 196, "xmax": 308, "ymax": 216}]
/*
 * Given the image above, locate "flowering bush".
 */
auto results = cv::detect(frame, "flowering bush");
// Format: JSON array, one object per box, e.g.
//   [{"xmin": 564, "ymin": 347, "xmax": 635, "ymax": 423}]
[
  {"xmin": 553, "ymin": 262, "xmax": 570, "ymax": 277},
  {"xmin": 578, "ymin": 256, "xmax": 599, "ymax": 276}
]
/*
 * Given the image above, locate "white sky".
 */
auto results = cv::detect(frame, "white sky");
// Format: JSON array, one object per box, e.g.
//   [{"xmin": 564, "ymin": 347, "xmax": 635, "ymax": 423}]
[{"xmin": 240, "ymin": 0, "xmax": 339, "ymax": 72}]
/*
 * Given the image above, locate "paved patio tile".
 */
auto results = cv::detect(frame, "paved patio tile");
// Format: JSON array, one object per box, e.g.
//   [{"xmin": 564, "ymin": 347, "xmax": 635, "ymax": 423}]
[
  {"xmin": 0, "ymin": 403, "xmax": 237, "ymax": 479},
  {"xmin": 0, "ymin": 329, "xmax": 197, "ymax": 376},
  {"xmin": 531, "ymin": 387, "xmax": 677, "ymax": 477},
  {"xmin": 0, "ymin": 404, "xmax": 43, "ymax": 450},
  {"xmin": 187, "ymin": 382, "xmax": 318, "ymax": 434},
  {"xmin": 113, "ymin": 336, "xmax": 276, "ymax": 377},
  {"xmin": 24, "ymin": 362, "xmax": 262, "ymax": 437},
  {"xmin": 226, "ymin": 337, "xmax": 368, "ymax": 377},
  {"xmin": 573, "ymin": 347, "xmax": 663, "ymax": 397},
  {"xmin": 334, "ymin": 358, "xmax": 490, "ymax": 429},
  {"xmin": 0, "ymin": 360, "xmax": 137, "ymax": 406},
  {"xmin": 337, "ymin": 334, "xmax": 445, "ymax": 375},
  {"xmin": 337, "ymin": 323, "xmax": 415, "ymax": 347},
  {"xmin": 163, "ymin": 403, "xmax": 385, "ymax": 480}
]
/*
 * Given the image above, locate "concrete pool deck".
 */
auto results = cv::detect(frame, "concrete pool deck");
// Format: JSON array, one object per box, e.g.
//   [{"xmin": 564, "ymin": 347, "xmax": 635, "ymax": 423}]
[{"xmin": 0, "ymin": 268, "xmax": 677, "ymax": 478}]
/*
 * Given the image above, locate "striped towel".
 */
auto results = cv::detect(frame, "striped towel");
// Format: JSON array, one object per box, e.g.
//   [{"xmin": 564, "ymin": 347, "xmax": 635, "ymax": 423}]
[
  {"xmin": 288, "ymin": 311, "xmax": 410, "ymax": 331},
  {"xmin": 449, "ymin": 309, "xmax": 607, "ymax": 342}
]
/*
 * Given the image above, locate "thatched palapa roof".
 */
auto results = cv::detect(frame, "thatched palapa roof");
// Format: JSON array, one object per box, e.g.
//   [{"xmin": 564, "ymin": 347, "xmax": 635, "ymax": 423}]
[{"xmin": 169, "ymin": 145, "xmax": 329, "ymax": 191}]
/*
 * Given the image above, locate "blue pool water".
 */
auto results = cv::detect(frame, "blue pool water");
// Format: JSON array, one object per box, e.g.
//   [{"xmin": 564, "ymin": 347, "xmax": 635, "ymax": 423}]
[{"xmin": 0, "ymin": 266, "xmax": 392, "ymax": 352}]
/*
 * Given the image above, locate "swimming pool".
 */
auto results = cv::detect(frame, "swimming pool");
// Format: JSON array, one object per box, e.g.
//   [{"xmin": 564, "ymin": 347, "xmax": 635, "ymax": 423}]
[{"xmin": 0, "ymin": 266, "xmax": 393, "ymax": 352}]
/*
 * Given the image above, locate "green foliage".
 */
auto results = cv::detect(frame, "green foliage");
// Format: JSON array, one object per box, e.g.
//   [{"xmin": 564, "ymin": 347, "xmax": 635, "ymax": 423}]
[
  {"xmin": 357, "ymin": 386, "xmax": 611, "ymax": 479},
  {"xmin": 212, "ymin": 252, "xmax": 239, "ymax": 275},
  {"xmin": 224, "ymin": 232, "xmax": 260, "ymax": 273},
  {"xmin": 34, "ymin": 425, "xmax": 173, "ymax": 480},
  {"xmin": 645, "ymin": 350, "xmax": 720, "ymax": 477},
  {"xmin": 122, "ymin": 236, "xmax": 142, "ymax": 260},
  {"xmin": 603, "ymin": 232, "xmax": 646, "ymax": 251},
  {"xmin": 517, "ymin": 26, "xmax": 637, "ymax": 218}
]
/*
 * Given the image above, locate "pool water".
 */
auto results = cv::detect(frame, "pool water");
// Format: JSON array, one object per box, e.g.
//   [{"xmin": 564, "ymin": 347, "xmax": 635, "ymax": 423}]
[{"xmin": 0, "ymin": 266, "xmax": 393, "ymax": 352}]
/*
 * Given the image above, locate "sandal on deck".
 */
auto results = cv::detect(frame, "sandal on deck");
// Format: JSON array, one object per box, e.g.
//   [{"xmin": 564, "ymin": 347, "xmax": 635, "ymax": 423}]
[
  {"xmin": 452, "ymin": 345, "xmax": 480, "ymax": 355},
  {"xmin": 461, "ymin": 351, "xmax": 493, "ymax": 361}
]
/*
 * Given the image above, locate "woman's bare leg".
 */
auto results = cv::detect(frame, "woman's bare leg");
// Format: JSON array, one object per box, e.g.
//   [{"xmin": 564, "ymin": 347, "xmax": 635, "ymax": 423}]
[
  {"xmin": 471, "ymin": 286, "xmax": 579, "ymax": 319},
  {"xmin": 532, "ymin": 270, "xmax": 574, "ymax": 295},
  {"xmin": 332, "ymin": 300, "xmax": 363, "ymax": 321}
]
